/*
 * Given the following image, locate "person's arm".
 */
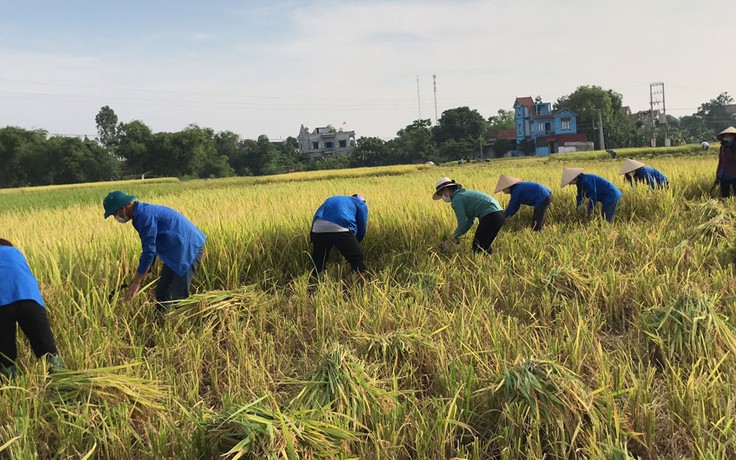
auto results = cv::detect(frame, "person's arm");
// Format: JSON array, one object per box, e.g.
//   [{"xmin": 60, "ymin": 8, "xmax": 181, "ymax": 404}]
[
  {"xmin": 716, "ymin": 147, "xmax": 724, "ymax": 182},
  {"xmin": 124, "ymin": 266, "xmax": 151, "ymax": 301},
  {"xmin": 646, "ymin": 171, "xmax": 657, "ymax": 189},
  {"xmin": 125, "ymin": 211, "xmax": 157, "ymax": 301},
  {"xmin": 355, "ymin": 203, "xmax": 368, "ymax": 242},
  {"xmin": 504, "ymin": 191, "xmax": 521, "ymax": 218},
  {"xmin": 576, "ymin": 184, "xmax": 585, "ymax": 209},
  {"xmin": 452, "ymin": 201, "xmax": 473, "ymax": 240}
]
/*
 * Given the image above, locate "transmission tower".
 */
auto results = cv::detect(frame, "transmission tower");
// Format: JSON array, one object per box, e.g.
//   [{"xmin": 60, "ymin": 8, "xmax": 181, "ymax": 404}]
[{"xmin": 433, "ymin": 74, "xmax": 438, "ymax": 124}]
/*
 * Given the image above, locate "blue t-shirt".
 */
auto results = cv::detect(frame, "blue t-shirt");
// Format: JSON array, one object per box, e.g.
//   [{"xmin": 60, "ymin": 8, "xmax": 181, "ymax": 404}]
[
  {"xmin": 0, "ymin": 246, "xmax": 45, "ymax": 308},
  {"xmin": 576, "ymin": 174, "xmax": 622, "ymax": 214},
  {"xmin": 312, "ymin": 196, "xmax": 368, "ymax": 241},
  {"xmin": 132, "ymin": 202, "xmax": 207, "ymax": 277},
  {"xmin": 505, "ymin": 182, "xmax": 552, "ymax": 218},
  {"xmin": 634, "ymin": 166, "xmax": 668, "ymax": 189}
]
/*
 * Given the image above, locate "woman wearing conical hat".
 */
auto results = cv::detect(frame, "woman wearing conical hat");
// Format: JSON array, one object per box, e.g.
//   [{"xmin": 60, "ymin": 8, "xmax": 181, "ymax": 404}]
[
  {"xmin": 493, "ymin": 175, "xmax": 552, "ymax": 231},
  {"xmin": 715, "ymin": 126, "xmax": 736, "ymax": 198},
  {"xmin": 433, "ymin": 177, "xmax": 505, "ymax": 254},
  {"xmin": 561, "ymin": 168, "xmax": 622, "ymax": 223},
  {"xmin": 619, "ymin": 159, "xmax": 668, "ymax": 189}
]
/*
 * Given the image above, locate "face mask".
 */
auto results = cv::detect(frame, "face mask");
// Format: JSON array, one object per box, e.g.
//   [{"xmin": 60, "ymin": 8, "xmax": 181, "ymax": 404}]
[
  {"xmin": 442, "ymin": 195, "xmax": 452, "ymax": 203},
  {"xmin": 724, "ymin": 137, "xmax": 735, "ymax": 145},
  {"xmin": 114, "ymin": 209, "xmax": 130, "ymax": 224}
]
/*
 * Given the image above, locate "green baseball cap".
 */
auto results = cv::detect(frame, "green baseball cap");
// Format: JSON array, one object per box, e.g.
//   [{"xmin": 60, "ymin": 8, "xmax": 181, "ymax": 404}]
[{"xmin": 103, "ymin": 191, "xmax": 136, "ymax": 218}]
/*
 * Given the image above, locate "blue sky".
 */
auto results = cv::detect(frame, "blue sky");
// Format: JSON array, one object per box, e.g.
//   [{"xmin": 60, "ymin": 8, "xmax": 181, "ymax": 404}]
[{"xmin": 1, "ymin": 0, "xmax": 734, "ymax": 140}]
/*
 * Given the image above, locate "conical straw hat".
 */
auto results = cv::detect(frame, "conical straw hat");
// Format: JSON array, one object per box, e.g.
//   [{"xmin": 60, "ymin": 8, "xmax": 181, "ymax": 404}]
[
  {"xmin": 494, "ymin": 175, "xmax": 521, "ymax": 193},
  {"xmin": 560, "ymin": 168, "xmax": 584, "ymax": 188},
  {"xmin": 619, "ymin": 159, "xmax": 645, "ymax": 175},
  {"xmin": 717, "ymin": 126, "xmax": 736, "ymax": 140}
]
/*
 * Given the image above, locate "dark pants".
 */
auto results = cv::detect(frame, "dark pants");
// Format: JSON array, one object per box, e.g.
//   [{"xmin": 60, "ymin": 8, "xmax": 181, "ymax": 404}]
[
  {"xmin": 601, "ymin": 198, "xmax": 620, "ymax": 223},
  {"xmin": 532, "ymin": 196, "xmax": 551, "ymax": 231},
  {"xmin": 0, "ymin": 300, "xmax": 58, "ymax": 368},
  {"xmin": 721, "ymin": 179, "xmax": 736, "ymax": 198},
  {"xmin": 473, "ymin": 211, "xmax": 505, "ymax": 254},
  {"xmin": 155, "ymin": 247, "xmax": 203, "ymax": 309},
  {"xmin": 310, "ymin": 231, "xmax": 365, "ymax": 276}
]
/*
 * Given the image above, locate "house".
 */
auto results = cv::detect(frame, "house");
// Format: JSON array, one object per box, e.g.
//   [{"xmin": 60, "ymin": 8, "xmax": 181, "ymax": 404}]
[
  {"xmin": 513, "ymin": 96, "xmax": 589, "ymax": 155},
  {"xmin": 297, "ymin": 125, "xmax": 356, "ymax": 161},
  {"xmin": 485, "ymin": 128, "xmax": 517, "ymax": 157},
  {"xmin": 725, "ymin": 104, "xmax": 736, "ymax": 119}
]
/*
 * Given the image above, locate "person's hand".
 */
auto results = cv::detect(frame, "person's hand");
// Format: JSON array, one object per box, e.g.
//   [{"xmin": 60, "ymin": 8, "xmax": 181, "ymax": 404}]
[
  {"xmin": 124, "ymin": 280, "xmax": 142, "ymax": 301},
  {"xmin": 714, "ymin": 179, "xmax": 720, "ymax": 187},
  {"xmin": 441, "ymin": 238, "xmax": 457, "ymax": 252}
]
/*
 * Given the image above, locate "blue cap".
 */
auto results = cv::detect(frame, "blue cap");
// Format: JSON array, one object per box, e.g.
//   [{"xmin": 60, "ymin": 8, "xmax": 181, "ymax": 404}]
[{"xmin": 103, "ymin": 191, "xmax": 136, "ymax": 218}]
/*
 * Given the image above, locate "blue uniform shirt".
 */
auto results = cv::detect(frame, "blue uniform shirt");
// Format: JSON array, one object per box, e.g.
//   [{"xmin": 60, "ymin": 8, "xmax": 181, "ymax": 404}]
[
  {"xmin": 312, "ymin": 196, "xmax": 368, "ymax": 241},
  {"xmin": 575, "ymin": 174, "xmax": 622, "ymax": 214},
  {"xmin": 505, "ymin": 182, "xmax": 552, "ymax": 218},
  {"xmin": 132, "ymin": 202, "xmax": 206, "ymax": 277},
  {"xmin": 0, "ymin": 246, "xmax": 45, "ymax": 308},
  {"xmin": 633, "ymin": 166, "xmax": 668, "ymax": 189}
]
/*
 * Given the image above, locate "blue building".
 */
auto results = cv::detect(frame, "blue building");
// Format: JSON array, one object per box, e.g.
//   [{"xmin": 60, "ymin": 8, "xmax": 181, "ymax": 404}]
[{"xmin": 513, "ymin": 96, "xmax": 587, "ymax": 156}]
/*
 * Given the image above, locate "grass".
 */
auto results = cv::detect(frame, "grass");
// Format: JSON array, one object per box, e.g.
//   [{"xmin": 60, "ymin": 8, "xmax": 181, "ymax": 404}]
[{"xmin": 1, "ymin": 150, "xmax": 735, "ymax": 458}]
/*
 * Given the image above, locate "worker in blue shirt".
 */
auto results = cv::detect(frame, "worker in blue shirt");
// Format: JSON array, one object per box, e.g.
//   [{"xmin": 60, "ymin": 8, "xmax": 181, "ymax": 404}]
[
  {"xmin": 0, "ymin": 239, "xmax": 63, "ymax": 379},
  {"xmin": 103, "ymin": 191, "xmax": 206, "ymax": 310},
  {"xmin": 619, "ymin": 159, "xmax": 668, "ymax": 189},
  {"xmin": 494, "ymin": 175, "xmax": 552, "ymax": 231},
  {"xmin": 310, "ymin": 194, "xmax": 368, "ymax": 277},
  {"xmin": 561, "ymin": 168, "xmax": 622, "ymax": 223}
]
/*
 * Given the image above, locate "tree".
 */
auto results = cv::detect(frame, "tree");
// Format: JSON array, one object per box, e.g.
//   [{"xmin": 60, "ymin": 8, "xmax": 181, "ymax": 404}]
[
  {"xmin": 487, "ymin": 109, "xmax": 515, "ymax": 135},
  {"xmin": 555, "ymin": 86, "xmax": 637, "ymax": 149},
  {"xmin": 95, "ymin": 105, "xmax": 119, "ymax": 150},
  {"xmin": 393, "ymin": 119, "xmax": 436, "ymax": 164},
  {"xmin": 0, "ymin": 127, "xmax": 47, "ymax": 188},
  {"xmin": 350, "ymin": 137, "xmax": 389, "ymax": 167},
  {"xmin": 433, "ymin": 107, "xmax": 488, "ymax": 145},
  {"xmin": 696, "ymin": 92, "xmax": 733, "ymax": 132},
  {"xmin": 433, "ymin": 107, "xmax": 488, "ymax": 160},
  {"xmin": 116, "ymin": 120, "xmax": 154, "ymax": 176}
]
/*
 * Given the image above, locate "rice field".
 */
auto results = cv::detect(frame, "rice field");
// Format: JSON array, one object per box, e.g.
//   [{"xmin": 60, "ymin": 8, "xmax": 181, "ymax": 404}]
[{"xmin": 1, "ymin": 148, "xmax": 735, "ymax": 459}]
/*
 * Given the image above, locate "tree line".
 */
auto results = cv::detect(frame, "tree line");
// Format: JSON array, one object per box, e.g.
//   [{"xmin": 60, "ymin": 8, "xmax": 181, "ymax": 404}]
[{"xmin": 0, "ymin": 86, "xmax": 732, "ymax": 188}]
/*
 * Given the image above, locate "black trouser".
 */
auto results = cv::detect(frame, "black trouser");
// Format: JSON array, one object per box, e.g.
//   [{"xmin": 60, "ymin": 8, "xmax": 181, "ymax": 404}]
[
  {"xmin": 721, "ymin": 179, "xmax": 736, "ymax": 198},
  {"xmin": 473, "ymin": 211, "xmax": 505, "ymax": 254},
  {"xmin": 155, "ymin": 247, "xmax": 204, "ymax": 305},
  {"xmin": 310, "ymin": 231, "xmax": 365, "ymax": 276},
  {"xmin": 0, "ymin": 300, "xmax": 58, "ymax": 368},
  {"xmin": 532, "ymin": 196, "xmax": 551, "ymax": 232}
]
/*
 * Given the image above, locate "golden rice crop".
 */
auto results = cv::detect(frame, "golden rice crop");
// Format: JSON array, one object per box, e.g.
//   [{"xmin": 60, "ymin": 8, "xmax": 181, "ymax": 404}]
[{"xmin": 1, "ymin": 151, "xmax": 735, "ymax": 458}]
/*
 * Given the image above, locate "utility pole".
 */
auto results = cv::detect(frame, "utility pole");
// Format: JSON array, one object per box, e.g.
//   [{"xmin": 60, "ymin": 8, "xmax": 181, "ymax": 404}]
[
  {"xmin": 597, "ymin": 109, "xmax": 605, "ymax": 151},
  {"xmin": 433, "ymin": 74, "xmax": 438, "ymax": 124},
  {"xmin": 416, "ymin": 76, "xmax": 421, "ymax": 119},
  {"xmin": 650, "ymin": 82, "xmax": 666, "ymax": 147}
]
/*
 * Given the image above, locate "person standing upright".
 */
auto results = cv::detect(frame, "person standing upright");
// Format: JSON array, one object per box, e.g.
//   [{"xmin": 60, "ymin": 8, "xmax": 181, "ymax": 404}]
[{"xmin": 715, "ymin": 127, "xmax": 736, "ymax": 198}]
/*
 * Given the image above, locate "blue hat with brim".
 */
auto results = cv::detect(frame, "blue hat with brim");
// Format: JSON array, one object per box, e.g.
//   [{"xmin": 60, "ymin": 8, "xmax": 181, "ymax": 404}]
[{"xmin": 103, "ymin": 191, "xmax": 136, "ymax": 218}]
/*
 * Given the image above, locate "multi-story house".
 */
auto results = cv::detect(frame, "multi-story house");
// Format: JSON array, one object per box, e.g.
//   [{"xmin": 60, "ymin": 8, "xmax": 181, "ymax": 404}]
[
  {"xmin": 514, "ymin": 96, "xmax": 589, "ymax": 155},
  {"xmin": 297, "ymin": 125, "xmax": 356, "ymax": 161}
]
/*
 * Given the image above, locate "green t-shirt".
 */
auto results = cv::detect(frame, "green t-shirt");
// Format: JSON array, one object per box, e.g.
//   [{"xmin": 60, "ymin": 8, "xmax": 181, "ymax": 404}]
[{"xmin": 451, "ymin": 188, "xmax": 503, "ymax": 239}]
